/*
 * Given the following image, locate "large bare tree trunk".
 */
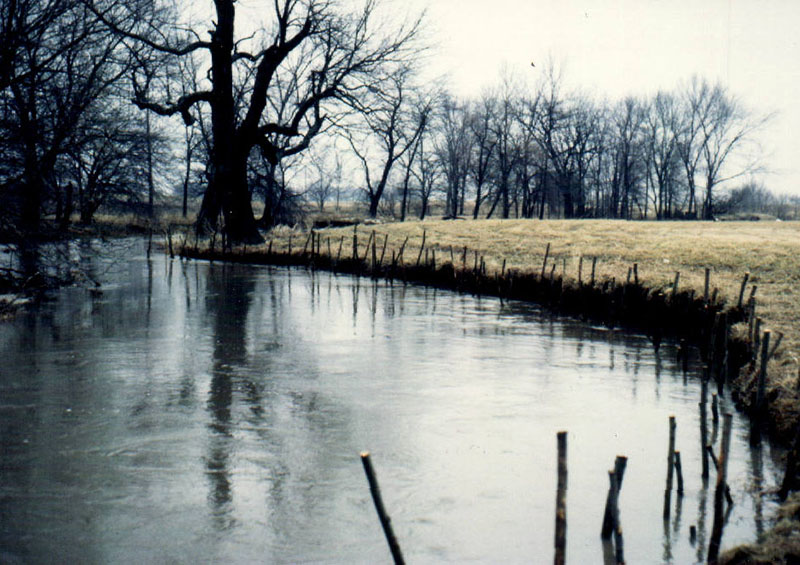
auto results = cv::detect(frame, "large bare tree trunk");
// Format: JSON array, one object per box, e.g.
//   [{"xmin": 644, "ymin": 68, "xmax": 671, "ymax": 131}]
[{"xmin": 196, "ymin": 1, "xmax": 262, "ymax": 243}]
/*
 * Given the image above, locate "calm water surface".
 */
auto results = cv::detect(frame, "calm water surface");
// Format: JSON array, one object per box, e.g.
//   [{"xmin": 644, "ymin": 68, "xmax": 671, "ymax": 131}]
[{"xmin": 0, "ymin": 239, "xmax": 783, "ymax": 563}]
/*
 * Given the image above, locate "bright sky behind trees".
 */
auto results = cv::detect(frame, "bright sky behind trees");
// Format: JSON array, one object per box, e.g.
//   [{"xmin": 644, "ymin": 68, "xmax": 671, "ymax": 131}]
[{"xmin": 403, "ymin": 0, "xmax": 800, "ymax": 195}]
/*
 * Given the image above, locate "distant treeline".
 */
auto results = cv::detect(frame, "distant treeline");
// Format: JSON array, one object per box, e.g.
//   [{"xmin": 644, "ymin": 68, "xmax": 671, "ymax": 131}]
[{"xmin": 364, "ymin": 71, "xmax": 777, "ymax": 223}]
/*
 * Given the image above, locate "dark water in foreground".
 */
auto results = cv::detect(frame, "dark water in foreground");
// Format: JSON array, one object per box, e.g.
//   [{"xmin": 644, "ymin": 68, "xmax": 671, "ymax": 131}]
[{"xmin": 0, "ymin": 240, "xmax": 783, "ymax": 563}]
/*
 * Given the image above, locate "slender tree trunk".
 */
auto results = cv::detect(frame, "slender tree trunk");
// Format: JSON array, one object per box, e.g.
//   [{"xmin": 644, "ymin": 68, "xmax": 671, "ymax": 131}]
[
  {"xmin": 58, "ymin": 183, "xmax": 73, "ymax": 231},
  {"xmin": 146, "ymin": 112, "xmax": 154, "ymax": 217},
  {"xmin": 368, "ymin": 163, "xmax": 392, "ymax": 218},
  {"xmin": 21, "ymin": 137, "xmax": 42, "ymax": 237},
  {"xmin": 501, "ymin": 179, "xmax": 510, "ymax": 219},
  {"xmin": 182, "ymin": 129, "xmax": 193, "ymax": 218},
  {"xmin": 473, "ymin": 183, "xmax": 483, "ymax": 219},
  {"xmin": 703, "ymin": 177, "xmax": 715, "ymax": 220}
]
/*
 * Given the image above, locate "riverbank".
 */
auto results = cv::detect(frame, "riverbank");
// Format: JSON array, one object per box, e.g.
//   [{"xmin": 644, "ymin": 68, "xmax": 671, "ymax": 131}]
[
  {"xmin": 179, "ymin": 218, "xmax": 800, "ymax": 438},
  {"xmin": 0, "ymin": 213, "xmax": 194, "ymax": 314}
]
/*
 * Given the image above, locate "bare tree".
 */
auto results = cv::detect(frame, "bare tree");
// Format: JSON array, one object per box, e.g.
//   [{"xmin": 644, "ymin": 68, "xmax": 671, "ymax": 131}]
[
  {"xmin": 305, "ymin": 149, "xmax": 342, "ymax": 212},
  {"xmin": 434, "ymin": 93, "xmax": 471, "ymax": 218},
  {"xmin": 91, "ymin": 0, "xmax": 423, "ymax": 242},
  {"xmin": 467, "ymin": 93, "xmax": 496, "ymax": 219},
  {"xmin": 675, "ymin": 76, "xmax": 713, "ymax": 219},
  {"xmin": 697, "ymin": 84, "xmax": 766, "ymax": 219},
  {"xmin": 642, "ymin": 91, "xmax": 682, "ymax": 218},
  {"xmin": 345, "ymin": 69, "xmax": 429, "ymax": 218},
  {"xmin": 1, "ymin": 0, "xmax": 132, "ymax": 237},
  {"xmin": 485, "ymin": 74, "xmax": 520, "ymax": 219},
  {"xmin": 412, "ymin": 127, "xmax": 440, "ymax": 219},
  {"xmin": 609, "ymin": 97, "xmax": 647, "ymax": 219},
  {"xmin": 63, "ymin": 104, "xmax": 165, "ymax": 225}
]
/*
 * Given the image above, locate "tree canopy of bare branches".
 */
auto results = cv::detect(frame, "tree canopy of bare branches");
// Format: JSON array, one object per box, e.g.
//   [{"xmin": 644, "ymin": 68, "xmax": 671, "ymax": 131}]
[{"xmin": 89, "ymin": 0, "xmax": 424, "ymax": 242}]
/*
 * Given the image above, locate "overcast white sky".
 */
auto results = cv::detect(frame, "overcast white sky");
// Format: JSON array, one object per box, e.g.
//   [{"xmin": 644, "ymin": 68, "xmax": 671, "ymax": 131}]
[{"xmin": 399, "ymin": 0, "xmax": 800, "ymax": 196}]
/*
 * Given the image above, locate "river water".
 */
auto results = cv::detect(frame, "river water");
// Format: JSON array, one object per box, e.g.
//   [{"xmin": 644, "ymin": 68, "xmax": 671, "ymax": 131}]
[{"xmin": 0, "ymin": 239, "xmax": 783, "ymax": 564}]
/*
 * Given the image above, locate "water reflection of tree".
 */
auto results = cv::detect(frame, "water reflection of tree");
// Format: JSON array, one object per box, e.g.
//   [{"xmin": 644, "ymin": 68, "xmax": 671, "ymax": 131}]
[
  {"xmin": 204, "ymin": 263, "xmax": 256, "ymax": 524},
  {"xmin": 201, "ymin": 266, "xmax": 363, "ymax": 555}
]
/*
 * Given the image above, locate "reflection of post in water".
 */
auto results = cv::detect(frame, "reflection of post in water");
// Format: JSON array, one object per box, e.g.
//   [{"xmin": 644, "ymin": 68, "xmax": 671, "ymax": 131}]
[
  {"xmin": 369, "ymin": 280, "xmax": 379, "ymax": 335},
  {"xmin": 146, "ymin": 253, "xmax": 153, "ymax": 322},
  {"xmin": 696, "ymin": 477, "xmax": 709, "ymax": 563},
  {"xmin": 654, "ymin": 347, "xmax": 662, "ymax": 380},
  {"xmin": 204, "ymin": 263, "xmax": 256, "ymax": 523},
  {"xmin": 662, "ymin": 517, "xmax": 673, "ymax": 563},
  {"xmin": 351, "ymin": 277, "xmax": 360, "ymax": 327},
  {"xmin": 631, "ymin": 347, "xmax": 641, "ymax": 397},
  {"xmin": 181, "ymin": 261, "xmax": 192, "ymax": 310},
  {"xmin": 266, "ymin": 276, "xmax": 281, "ymax": 335},
  {"xmin": 166, "ymin": 255, "xmax": 174, "ymax": 292},
  {"xmin": 749, "ymin": 436, "xmax": 765, "ymax": 541},
  {"xmin": 309, "ymin": 268, "xmax": 318, "ymax": 314},
  {"xmin": 384, "ymin": 281, "xmax": 397, "ymax": 318},
  {"xmin": 673, "ymin": 473, "xmax": 683, "ymax": 535},
  {"xmin": 326, "ymin": 270, "xmax": 334, "ymax": 310}
]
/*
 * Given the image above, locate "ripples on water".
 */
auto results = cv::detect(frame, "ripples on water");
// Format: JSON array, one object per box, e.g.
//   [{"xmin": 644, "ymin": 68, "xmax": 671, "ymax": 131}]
[{"xmin": 0, "ymin": 239, "xmax": 784, "ymax": 563}]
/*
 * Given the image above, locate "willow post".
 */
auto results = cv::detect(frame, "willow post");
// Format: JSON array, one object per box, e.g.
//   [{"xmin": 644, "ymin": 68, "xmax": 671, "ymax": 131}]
[
  {"xmin": 379, "ymin": 234, "xmax": 388, "ymax": 267},
  {"xmin": 541, "ymin": 242, "xmax": 551, "ymax": 280},
  {"xmin": 748, "ymin": 296, "xmax": 757, "ymax": 347},
  {"xmin": 737, "ymin": 272, "xmax": 750, "ymax": 309},
  {"xmin": 711, "ymin": 392, "xmax": 719, "ymax": 426},
  {"xmin": 362, "ymin": 231, "xmax": 374, "ymax": 263},
  {"xmin": 371, "ymin": 240, "xmax": 379, "ymax": 274},
  {"xmin": 352, "ymin": 226, "xmax": 358, "ymax": 261},
  {"xmin": 360, "ymin": 452, "xmax": 405, "ymax": 565},
  {"xmin": 757, "ymin": 330, "xmax": 771, "ymax": 415},
  {"xmin": 701, "ymin": 377, "xmax": 710, "ymax": 479},
  {"xmin": 672, "ymin": 271, "xmax": 680, "ymax": 302},
  {"xmin": 602, "ymin": 456, "xmax": 628, "ymax": 539},
  {"xmin": 555, "ymin": 431, "xmax": 568, "ymax": 565},
  {"xmin": 707, "ymin": 414, "xmax": 733, "ymax": 563},
  {"xmin": 664, "ymin": 415, "xmax": 676, "ymax": 520},
  {"xmin": 416, "ymin": 229, "xmax": 427, "ymax": 266}
]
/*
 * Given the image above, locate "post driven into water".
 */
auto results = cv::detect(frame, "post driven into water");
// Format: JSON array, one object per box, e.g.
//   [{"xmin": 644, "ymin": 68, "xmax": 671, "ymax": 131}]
[
  {"xmin": 555, "ymin": 431, "xmax": 568, "ymax": 565},
  {"xmin": 664, "ymin": 415, "xmax": 676, "ymax": 520},
  {"xmin": 360, "ymin": 452, "xmax": 405, "ymax": 565},
  {"xmin": 707, "ymin": 413, "xmax": 734, "ymax": 564}
]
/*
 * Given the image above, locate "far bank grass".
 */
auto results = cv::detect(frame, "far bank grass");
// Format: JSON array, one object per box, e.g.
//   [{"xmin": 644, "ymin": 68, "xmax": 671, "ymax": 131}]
[{"xmin": 261, "ymin": 218, "xmax": 800, "ymax": 430}]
